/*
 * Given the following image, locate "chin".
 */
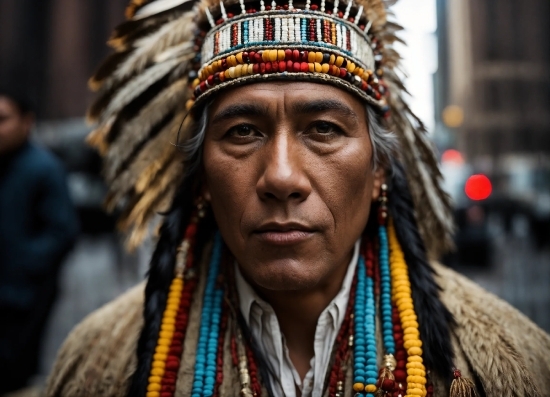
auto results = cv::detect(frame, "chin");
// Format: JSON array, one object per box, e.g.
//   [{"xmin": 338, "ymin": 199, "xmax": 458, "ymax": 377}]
[{"xmin": 244, "ymin": 257, "xmax": 326, "ymax": 292}]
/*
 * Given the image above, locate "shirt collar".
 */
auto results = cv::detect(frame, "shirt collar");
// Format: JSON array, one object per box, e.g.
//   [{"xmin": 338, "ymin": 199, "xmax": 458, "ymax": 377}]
[{"xmin": 235, "ymin": 240, "xmax": 361, "ymax": 327}]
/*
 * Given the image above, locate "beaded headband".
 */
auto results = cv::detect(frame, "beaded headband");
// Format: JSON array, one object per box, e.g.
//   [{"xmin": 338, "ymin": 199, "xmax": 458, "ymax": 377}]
[{"xmin": 187, "ymin": 0, "xmax": 390, "ymax": 114}]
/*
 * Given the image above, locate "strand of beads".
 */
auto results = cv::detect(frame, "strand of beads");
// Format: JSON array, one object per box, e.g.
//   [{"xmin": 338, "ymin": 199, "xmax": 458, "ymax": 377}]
[
  {"xmin": 353, "ymin": 253, "xmax": 378, "ymax": 396},
  {"xmin": 328, "ymin": 273, "xmax": 356, "ymax": 397},
  {"xmin": 388, "ymin": 220, "xmax": 427, "ymax": 397},
  {"xmin": 146, "ymin": 219, "xmax": 200, "ymax": 397},
  {"xmin": 212, "ymin": 303, "xmax": 229, "ymax": 397},
  {"xmin": 191, "ymin": 233, "xmax": 224, "ymax": 397}
]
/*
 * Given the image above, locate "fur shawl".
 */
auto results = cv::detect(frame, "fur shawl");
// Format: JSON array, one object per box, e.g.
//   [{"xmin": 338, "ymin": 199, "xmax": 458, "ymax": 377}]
[{"xmin": 44, "ymin": 263, "xmax": 550, "ymax": 397}]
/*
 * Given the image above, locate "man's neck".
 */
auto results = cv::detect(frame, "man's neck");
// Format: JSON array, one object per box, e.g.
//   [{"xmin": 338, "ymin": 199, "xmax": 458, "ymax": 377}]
[{"xmin": 253, "ymin": 248, "xmax": 354, "ymax": 380}]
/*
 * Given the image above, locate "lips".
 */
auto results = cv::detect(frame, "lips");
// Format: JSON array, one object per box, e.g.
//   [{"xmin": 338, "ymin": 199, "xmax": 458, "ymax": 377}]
[{"xmin": 252, "ymin": 222, "xmax": 316, "ymax": 245}]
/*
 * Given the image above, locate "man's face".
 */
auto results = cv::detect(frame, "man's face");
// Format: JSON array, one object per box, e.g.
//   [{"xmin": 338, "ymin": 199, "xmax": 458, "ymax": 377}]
[
  {"xmin": 202, "ymin": 82, "xmax": 383, "ymax": 292},
  {"xmin": 0, "ymin": 96, "xmax": 32, "ymax": 154}
]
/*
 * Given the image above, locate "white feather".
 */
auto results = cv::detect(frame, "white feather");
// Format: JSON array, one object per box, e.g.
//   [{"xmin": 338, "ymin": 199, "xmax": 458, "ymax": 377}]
[{"xmin": 133, "ymin": 0, "xmax": 193, "ymax": 19}]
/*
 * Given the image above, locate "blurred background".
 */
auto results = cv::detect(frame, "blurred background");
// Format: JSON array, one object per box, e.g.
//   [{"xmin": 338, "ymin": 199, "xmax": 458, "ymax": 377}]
[{"xmin": 0, "ymin": 0, "xmax": 548, "ymax": 394}]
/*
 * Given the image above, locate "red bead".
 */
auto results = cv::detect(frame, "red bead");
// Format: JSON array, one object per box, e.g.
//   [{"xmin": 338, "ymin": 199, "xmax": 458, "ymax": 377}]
[
  {"xmin": 292, "ymin": 49, "xmax": 300, "ymax": 61},
  {"xmin": 338, "ymin": 11, "xmax": 343, "ymax": 17},
  {"xmin": 339, "ymin": 68, "xmax": 347, "ymax": 78},
  {"xmin": 253, "ymin": 64, "xmax": 259, "ymax": 74},
  {"xmin": 266, "ymin": 5, "xmax": 271, "ymax": 10},
  {"xmin": 265, "ymin": 62, "xmax": 272, "ymax": 73},
  {"xmin": 199, "ymin": 81, "xmax": 207, "ymax": 92},
  {"xmin": 207, "ymin": 75, "xmax": 215, "ymax": 85},
  {"xmin": 260, "ymin": 63, "xmax": 266, "ymax": 74},
  {"xmin": 292, "ymin": 62, "xmax": 300, "ymax": 72},
  {"xmin": 284, "ymin": 49, "xmax": 292, "ymax": 60},
  {"xmin": 300, "ymin": 51, "xmax": 308, "ymax": 62},
  {"xmin": 254, "ymin": 52, "xmax": 262, "ymax": 63},
  {"xmin": 271, "ymin": 61, "xmax": 279, "ymax": 72},
  {"xmin": 227, "ymin": 12, "xmax": 234, "ymax": 17},
  {"xmin": 300, "ymin": 62, "xmax": 309, "ymax": 72},
  {"xmin": 249, "ymin": 51, "xmax": 256, "ymax": 62},
  {"xmin": 283, "ymin": 4, "xmax": 289, "ymax": 9},
  {"xmin": 393, "ymin": 369, "xmax": 407, "ymax": 382},
  {"xmin": 279, "ymin": 61, "xmax": 287, "ymax": 72},
  {"xmin": 311, "ymin": 4, "xmax": 318, "ymax": 9},
  {"xmin": 381, "ymin": 379, "xmax": 396, "ymax": 391}
]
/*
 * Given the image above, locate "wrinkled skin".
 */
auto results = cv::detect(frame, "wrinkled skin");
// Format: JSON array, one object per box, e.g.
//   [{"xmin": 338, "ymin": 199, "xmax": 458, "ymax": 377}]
[
  {"xmin": 202, "ymin": 82, "xmax": 384, "ymax": 294},
  {"xmin": 0, "ymin": 96, "xmax": 33, "ymax": 155}
]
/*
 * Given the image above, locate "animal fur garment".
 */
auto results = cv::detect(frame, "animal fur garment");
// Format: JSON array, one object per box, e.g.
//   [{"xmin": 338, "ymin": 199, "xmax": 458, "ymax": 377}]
[
  {"xmin": 87, "ymin": 0, "xmax": 455, "ymax": 255},
  {"xmin": 43, "ymin": 259, "xmax": 550, "ymax": 397}
]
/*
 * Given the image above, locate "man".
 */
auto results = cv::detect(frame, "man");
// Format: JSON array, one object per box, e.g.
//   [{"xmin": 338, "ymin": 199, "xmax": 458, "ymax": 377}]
[
  {"xmin": 45, "ymin": 0, "xmax": 550, "ymax": 396},
  {"xmin": 0, "ymin": 90, "xmax": 79, "ymax": 394}
]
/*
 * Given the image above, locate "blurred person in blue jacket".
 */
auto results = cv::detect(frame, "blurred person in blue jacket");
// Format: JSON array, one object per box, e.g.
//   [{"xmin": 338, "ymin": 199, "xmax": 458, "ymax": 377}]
[{"xmin": 0, "ymin": 89, "xmax": 79, "ymax": 394}]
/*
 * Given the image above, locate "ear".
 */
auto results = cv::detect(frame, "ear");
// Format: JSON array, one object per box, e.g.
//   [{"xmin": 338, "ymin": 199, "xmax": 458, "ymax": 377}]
[{"xmin": 371, "ymin": 167, "xmax": 386, "ymax": 201}]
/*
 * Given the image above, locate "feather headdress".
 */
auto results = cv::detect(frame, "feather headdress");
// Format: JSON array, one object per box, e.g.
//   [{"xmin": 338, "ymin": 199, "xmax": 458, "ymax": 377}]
[{"xmin": 88, "ymin": 0, "xmax": 454, "ymax": 257}]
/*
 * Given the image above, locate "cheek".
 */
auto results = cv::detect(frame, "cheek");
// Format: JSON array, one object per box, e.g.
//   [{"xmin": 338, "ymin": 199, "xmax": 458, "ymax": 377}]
[
  {"xmin": 202, "ymin": 144, "xmax": 254, "ymax": 240},
  {"xmin": 315, "ymin": 140, "xmax": 374, "ymax": 234}
]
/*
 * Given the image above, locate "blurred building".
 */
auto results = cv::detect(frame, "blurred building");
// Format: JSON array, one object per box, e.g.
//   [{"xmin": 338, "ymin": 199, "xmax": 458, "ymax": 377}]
[
  {"xmin": 0, "ymin": 0, "xmax": 127, "ymax": 120},
  {"xmin": 436, "ymin": 0, "xmax": 550, "ymax": 161}
]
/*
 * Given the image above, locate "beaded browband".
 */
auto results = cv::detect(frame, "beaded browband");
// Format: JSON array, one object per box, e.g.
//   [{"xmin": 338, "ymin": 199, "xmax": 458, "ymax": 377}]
[{"xmin": 187, "ymin": 0, "xmax": 390, "ymax": 114}]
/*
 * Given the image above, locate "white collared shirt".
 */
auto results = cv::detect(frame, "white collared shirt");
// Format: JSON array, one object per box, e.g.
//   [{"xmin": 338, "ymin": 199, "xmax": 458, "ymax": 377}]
[{"xmin": 235, "ymin": 241, "xmax": 360, "ymax": 397}]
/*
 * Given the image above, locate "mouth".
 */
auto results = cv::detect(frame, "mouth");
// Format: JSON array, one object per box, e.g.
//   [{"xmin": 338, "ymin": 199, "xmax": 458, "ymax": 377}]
[{"xmin": 252, "ymin": 222, "xmax": 316, "ymax": 245}]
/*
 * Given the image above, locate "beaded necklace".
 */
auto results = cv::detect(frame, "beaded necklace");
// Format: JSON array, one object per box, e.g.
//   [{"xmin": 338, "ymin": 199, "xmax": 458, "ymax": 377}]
[{"xmin": 145, "ymin": 218, "xmax": 433, "ymax": 397}]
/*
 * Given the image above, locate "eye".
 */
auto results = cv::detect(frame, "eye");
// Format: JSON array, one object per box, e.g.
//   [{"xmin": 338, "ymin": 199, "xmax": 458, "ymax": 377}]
[
  {"xmin": 306, "ymin": 121, "xmax": 344, "ymax": 139},
  {"xmin": 226, "ymin": 124, "xmax": 259, "ymax": 138}
]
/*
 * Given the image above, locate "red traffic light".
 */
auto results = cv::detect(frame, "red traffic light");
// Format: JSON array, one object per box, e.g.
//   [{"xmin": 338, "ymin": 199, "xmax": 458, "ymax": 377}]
[{"xmin": 465, "ymin": 174, "xmax": 492, "ymax": 201}]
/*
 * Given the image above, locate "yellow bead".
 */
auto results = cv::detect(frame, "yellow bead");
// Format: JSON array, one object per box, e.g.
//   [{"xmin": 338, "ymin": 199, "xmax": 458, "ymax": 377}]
[
  {"xmin": 408, "ymin": 356, "xmax": 424, "ymax": 363},
  {"xmin": 401, "ymin": 309, "xmax": 416, "ymax": 317},
  {"xmin": 329, "ymin": 54, "xmax": 336, "ymax": 64},
  {"xmin": 240, "ymin": 64, "xmax": 248, "ymax": 76},
  {"xmin": 146, "ymin": 392, "xmax": 160, "ymax": 397},
  {"xmin": 162, "ymin": 317, "xmax": 175, "ymax": 325},
  {"xmin": 398, "ymin": 302, "xmax": 414, "ymax": 311},
  {"xmin": 315, "ymin": 52, "xmax": 323, "ymax": 63},
  {"xmin": 278, "ymin": 49, "xmax": 285, "ymax": 61},
  {"xmin": 147, "ymin": 383, "xmax": 161, "ymax": 392},
  {"xmin": 407, "ymin": 376, "xmax": 427, "ymax": 385},
  {"xmin": 335, "ymin": 56, "xmax": 344, "ymax": 67},
  {"xmin": 353, "ymin": 383, "xmax": 365, "ymax": 392},
  {"xmin": 308, "ymin": 63, "xmax": 314, "ymax": 72},
  {"xmin": 192, "ymin": 78, "xmax": 200, "ymax": 88},
  {"xmin": 403, "ymin": 334, "xmax": 420, "ymax": 342},
  {"xmin": 152, "ymin": 360, "xmax": 165, "ymax": 369},
  {"xmin": 269, "ymin": 50, "xmax": 278, "ymax": 62},
  {"xmin": 228, "ymin": 67, "xmax": 236, "ymax": 78},
  {"xmin": 148, "ymin": 376, "xmax": 162, "ymax": 384},
  {"xmin": 404, "ymin": 340, "xmax": 422, "ymax": 349},
  {"xmin": 153, "ymin": 353, "xmax": 168, "ymax": 362},
  {"xmin": 235, "ymin": 64, "xmax": 243, "ymax": 77},
  {"xmin": 262, "ymin": 51, "xmax": 270, "ymax": 62},
  {"xmin": 402, "ymin": 321, "xmax": 419, "ymax": 329},
  {"xmin": 314, "ymin": 62, "xmax": 322, "ymax": 73},
  {"xmin": 406, "ymin": 362, "xmax": 425, "ymax": 370},
  {"xmin": 155, "ymin": 345, "xmax": 169, "ymax": 354},
  {"xmin": 365, "ymin": 384, "xmax": 377, "ymax": 393},
  {"xmin": 229, "ymin": 55, "xmax": 238, "ymax": 66},
  {"xmin": 248, "ymin": 64, "xmax": 254, "ymax": 74},
  {"xmin": 163, "ymin": 310, "xmax": 177, "ymax": 319},
  {"xmin": 321, "ymin": 63, "xmax": 330, "ymax": 73},
  {"xmin": 408, "ymin": 346, "xmax": 423, "ymax": 356},
  {"xmin": 151, "ymin": 368, "xmax": 164, "ymax": 377},
  {"xmin": 408, "ymin": 387, "xmax": 424, "ymax": 396},
  {"xmin": 236, "ymin": 52, "xmax": 244, "ymax": 63},
  {"xmin": 308, "ymin": 52, "xmax": 316, "ymax": 63},
  {"xmin": 347, "ymin": 62, "xmax": 356, "ymax": 73},
  {"xmin": 185, "ymin": 99, "xmax": 194, "ymax": 110},
  {"xmin": 166, "ymin": 303, "xmax": 179, "ymax": 312},
  {"xmin": 158, "ymin": 338, "xmax": 172, "ymax": 347},
  {"xmin": 355, "ymin": 67, "xmax": 363, "ymax": 76},
  {"xmin": 206, "ymin": 65, "xmax": 213, "ymax": 76},
  {"xmin": 167, "ymin": 297, "xmax": 180, "ymax": 306}
]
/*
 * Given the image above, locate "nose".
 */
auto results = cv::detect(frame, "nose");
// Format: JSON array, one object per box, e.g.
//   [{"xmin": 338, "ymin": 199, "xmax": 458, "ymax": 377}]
[{"xmin": 256, "ymin": 133, "xmax": 312, "ymax": 203}]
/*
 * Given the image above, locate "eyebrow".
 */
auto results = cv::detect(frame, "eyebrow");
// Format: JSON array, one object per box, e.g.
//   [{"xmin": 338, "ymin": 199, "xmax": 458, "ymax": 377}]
[
  {"xmin": 291, "ymin": 99, "xmax": 359, "ymax": 122},
  {"xmin": 210, "ymin": 103, "xmax": 269, "ymax": 125}
]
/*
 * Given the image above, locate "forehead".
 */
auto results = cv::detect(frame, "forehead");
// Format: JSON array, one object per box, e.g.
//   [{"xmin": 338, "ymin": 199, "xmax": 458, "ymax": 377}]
[{"xmin": 208, "ymin": 81, "xmax": 367, "ymax": 117}]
